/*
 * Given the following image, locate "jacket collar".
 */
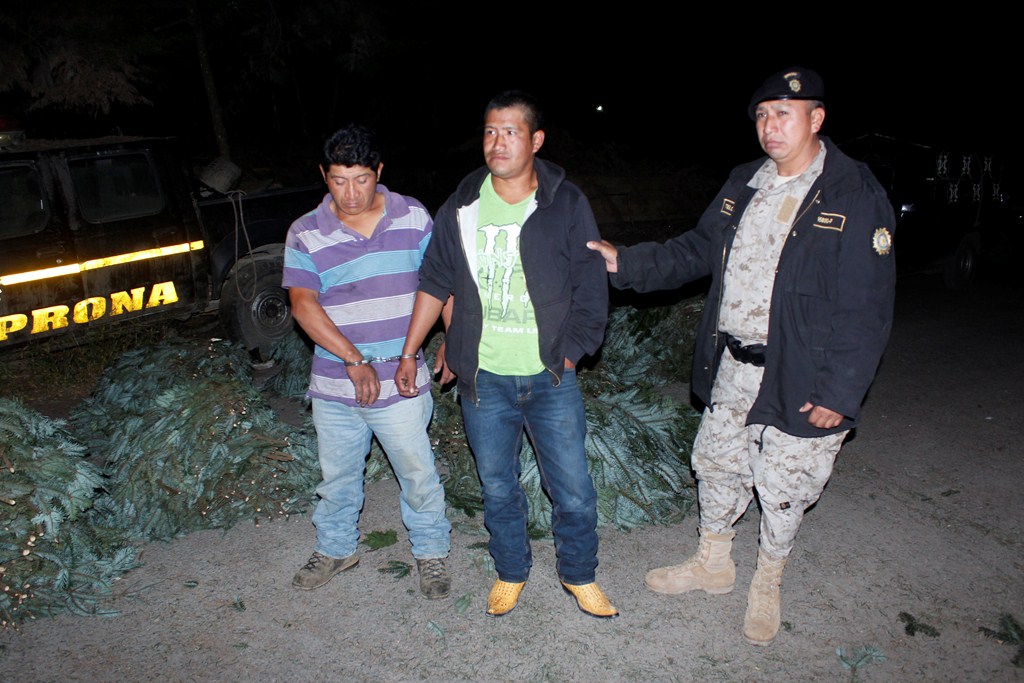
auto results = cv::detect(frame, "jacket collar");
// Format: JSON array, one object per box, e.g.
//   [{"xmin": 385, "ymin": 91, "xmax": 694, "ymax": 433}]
[
  {"xmin": 730, "ymin": 135, "xmax": 866, "ymax": 202},
  {"xmin": 455, "ymin": 158, "xmax": 567, "ymax": 208}
]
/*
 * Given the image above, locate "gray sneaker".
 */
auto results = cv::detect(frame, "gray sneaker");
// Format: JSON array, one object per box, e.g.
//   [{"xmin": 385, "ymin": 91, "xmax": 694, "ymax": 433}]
[
  {"xmin": 417, "ymin": 557, "xmax": 451, "ymax": 599},
  {"xmin": 292, "ymin": 551, "xmax": 359, "ymax": 590}
]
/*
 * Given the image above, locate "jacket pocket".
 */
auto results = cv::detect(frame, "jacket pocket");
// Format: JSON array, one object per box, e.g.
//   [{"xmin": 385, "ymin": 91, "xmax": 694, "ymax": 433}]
[{"xmin": 783, "ymin": 250, "xmax": 836, "ymax": 352}]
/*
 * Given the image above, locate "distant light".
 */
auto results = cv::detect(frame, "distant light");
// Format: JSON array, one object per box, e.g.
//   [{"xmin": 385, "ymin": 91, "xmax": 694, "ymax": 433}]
[{"xmin": 595, "ymin": 105, "xmax": 603, "ymax": 113}]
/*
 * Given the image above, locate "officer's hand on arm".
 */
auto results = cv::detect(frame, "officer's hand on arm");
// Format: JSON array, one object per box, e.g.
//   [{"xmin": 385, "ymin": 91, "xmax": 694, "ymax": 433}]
[
  {"xmin": 799, "ymin": 402, "xmax": 844, "ymax": 429},
  {"xmin": 586, "ymin": 240, "xmax": 619, "ymax": 273},
  {"xmin": 349, "ymin": 363, "xmax": 381, "ymax": 407}
]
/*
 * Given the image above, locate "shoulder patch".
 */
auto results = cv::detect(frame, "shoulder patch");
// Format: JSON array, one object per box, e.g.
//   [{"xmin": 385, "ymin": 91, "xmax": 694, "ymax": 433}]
[
  {"xmin": 872, "ymin": 227, "xmax": 893, "ymax": 256},
  {"xmin": 720, "ymin": 198, "xmax": 736, "ymax": 217},
  {"xmin": 813, "ymin": 212, "xmax": 846, "ymax": 232}
]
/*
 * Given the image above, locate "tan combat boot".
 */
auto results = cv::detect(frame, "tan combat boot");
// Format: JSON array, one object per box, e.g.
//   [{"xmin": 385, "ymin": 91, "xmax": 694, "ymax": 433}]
[
  {"xmin": 743, "ymin": 548, "xmax": 788, "ymax": 646},
  {"xmin": 644, "ymin": 528, "xmax": 736, "ymax": 595}
]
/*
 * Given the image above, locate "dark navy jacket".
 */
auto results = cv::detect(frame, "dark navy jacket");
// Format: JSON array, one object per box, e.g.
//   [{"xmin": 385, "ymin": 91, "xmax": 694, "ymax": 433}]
[
  {"xmin": 417, "ymin": 158, "xmax": 608, "ymax": 405},
  {"xmin": 613, "ymin": 137, "xmax": 896, "ymax": 437}
]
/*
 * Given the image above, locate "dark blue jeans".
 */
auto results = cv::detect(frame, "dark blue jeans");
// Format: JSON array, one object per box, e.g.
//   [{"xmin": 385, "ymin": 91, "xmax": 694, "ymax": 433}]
[{"xmin": 461, "ymin": 368, "xmax": 598, "ymax": 584}]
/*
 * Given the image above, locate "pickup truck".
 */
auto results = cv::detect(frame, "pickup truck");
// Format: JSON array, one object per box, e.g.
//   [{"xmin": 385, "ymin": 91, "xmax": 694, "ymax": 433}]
[
  {"xmin": 840, "ymin": 133, "xmax": 1011, "ymax": 289},
  {"xmin": 0, "ymin": 136, "xmax": 322, "ymax": 356}
]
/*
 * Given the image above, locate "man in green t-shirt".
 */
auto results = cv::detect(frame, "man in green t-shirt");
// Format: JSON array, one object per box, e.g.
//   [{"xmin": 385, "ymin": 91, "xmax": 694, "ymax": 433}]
[{"xmin": 396, "ymin": 91, "xmax": 615, "ymax": 619}]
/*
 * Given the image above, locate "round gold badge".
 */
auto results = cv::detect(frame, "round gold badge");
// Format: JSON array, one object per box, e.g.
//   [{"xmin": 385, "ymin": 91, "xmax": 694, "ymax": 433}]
[{"xmin": 872, "ymin": 227, "xmax": 893, "ymax": 255}]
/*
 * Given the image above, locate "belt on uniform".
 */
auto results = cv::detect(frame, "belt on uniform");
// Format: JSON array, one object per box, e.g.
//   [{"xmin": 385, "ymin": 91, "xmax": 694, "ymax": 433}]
[{"xmin": 723, "ymin": 332, "xmax": 766, "ymax": 367}]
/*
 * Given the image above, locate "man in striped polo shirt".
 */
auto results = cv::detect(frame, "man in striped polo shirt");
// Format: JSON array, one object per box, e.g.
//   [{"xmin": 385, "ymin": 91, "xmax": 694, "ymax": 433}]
[{"xmin": 282, "ymin": 124, "xmax": 451, "ymax": 599}]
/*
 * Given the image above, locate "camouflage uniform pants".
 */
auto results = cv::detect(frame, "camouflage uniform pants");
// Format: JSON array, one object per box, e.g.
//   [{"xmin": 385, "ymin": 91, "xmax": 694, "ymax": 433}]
[{"xmin": 692, "ymin": 352, "xmax": 847, "ymax": 558}]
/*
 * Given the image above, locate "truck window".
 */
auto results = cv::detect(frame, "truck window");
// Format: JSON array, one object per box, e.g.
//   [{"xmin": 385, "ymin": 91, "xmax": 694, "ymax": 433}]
[
  {"xmin": 68, "ymin": 152, "xmax": 166, "ymax": 223},
  {"xmin": 0, "ymin": 163, "xmax": 48, "ymax": 239}
]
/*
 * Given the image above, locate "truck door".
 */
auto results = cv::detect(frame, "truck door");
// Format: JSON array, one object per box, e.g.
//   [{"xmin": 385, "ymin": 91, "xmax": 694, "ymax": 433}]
[
  {"xmin": 63, "ymin": 146, "xmax": 202, "ymax": 332},
  {"xmin": 0, "ymin": 156, "xmax": 85, "ymax": 347}
]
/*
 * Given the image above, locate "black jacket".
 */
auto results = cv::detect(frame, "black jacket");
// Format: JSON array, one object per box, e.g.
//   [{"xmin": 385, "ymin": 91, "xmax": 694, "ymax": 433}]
[
  {"xmin": 418, "ymin": 158, "xmax": 608, "ymax": 404},
  {"xmin": 613, "ymin": 137, "xmax": 896, "ymax": 437}
]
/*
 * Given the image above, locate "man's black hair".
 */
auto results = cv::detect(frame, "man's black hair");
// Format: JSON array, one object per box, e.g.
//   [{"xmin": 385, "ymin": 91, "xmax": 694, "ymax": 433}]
[
  {"xmin": 322, "ymin": 124, "xmax": 382, "ymax": 170},
  {"xmin": 484, "ymin": 90, "xmax": 543, "ymax": 134}
]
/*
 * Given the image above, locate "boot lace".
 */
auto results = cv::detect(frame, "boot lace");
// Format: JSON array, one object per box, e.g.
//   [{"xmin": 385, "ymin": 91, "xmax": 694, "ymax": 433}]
[
  {"xmin": 420, "ymin": 558, "xmax": 447, "ymax": 579},
  {"xmin": 301, "ymin": 552, "xmax": 327, "ymax": 572}
]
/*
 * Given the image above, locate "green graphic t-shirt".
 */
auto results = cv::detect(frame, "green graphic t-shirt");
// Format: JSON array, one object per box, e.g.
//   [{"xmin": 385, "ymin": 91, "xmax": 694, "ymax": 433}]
[{"xmin": 475, "ymin": 176, "xmax": 544, "ymax": 375}]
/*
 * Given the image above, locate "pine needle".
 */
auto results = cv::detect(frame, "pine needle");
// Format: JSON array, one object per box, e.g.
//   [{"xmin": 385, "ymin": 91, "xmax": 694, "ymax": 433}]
[
  {"xmin": 836, "ymin": 645, "xmax": 886, "ymax": 679},
  {"xmin": 378, "ymin": 560, "xmax": 412, "ymax": 578},
  {"xmin": 427, "ymin": 620, "xmax": 444, "ymax": 639},
  {"xmin": 71, "ymin": 340, "xmax": 320, "ymax": 542},
  {"xmin": 898, "ymin": 611, "xmax": 940, "ymax": 637},
  {"xmin": 362, "ymin": 529, "xmax": 398, "ymax": 550},
  {"xmin": 0, "ymin": 399, "xmax": 138, "ymax": 628},
  {"xmin": 979, "ymin": 613, "xmax": 1024, "ymax": 668},
  {"xmin": 454, "ymin": 593, "xmax": 472, "ymax": 614},
  {"xmin": 471, "ymin": 554, "xmax": 496, "ymax": 578}
]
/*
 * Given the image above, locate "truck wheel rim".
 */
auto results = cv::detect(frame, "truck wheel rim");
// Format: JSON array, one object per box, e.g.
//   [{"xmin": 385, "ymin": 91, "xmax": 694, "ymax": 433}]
[{"xmin": 250, "ymin": 291, "xmax": 289, "ymax": 334}]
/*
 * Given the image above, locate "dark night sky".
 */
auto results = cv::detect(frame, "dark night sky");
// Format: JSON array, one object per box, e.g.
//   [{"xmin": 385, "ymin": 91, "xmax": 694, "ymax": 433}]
[
  {"xmin": 319, "ymin": 7, "xmax": 1018, "ymax": 186},
  {"xmin": 4, "ymin": 4, "xmax": 1017, "ymax": 197}
]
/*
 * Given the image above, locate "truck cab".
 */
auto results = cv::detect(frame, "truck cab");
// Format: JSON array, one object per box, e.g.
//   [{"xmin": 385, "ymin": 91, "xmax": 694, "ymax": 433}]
[{"xmin": 0, "ymin": 136, "xmax": 321, "ymax": 355}]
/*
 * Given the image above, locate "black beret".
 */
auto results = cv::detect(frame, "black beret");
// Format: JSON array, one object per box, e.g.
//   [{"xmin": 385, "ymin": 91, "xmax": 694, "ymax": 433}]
[{"xmin": 748, "ymin": 67, "xmax": 825, "ymax": 120}]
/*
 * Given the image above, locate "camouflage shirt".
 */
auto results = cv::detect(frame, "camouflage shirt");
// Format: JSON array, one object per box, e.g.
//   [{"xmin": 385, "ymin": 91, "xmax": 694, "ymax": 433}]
[{"xmin": 719, "ymin": 142, "xmax": 826, "ymax": 344}]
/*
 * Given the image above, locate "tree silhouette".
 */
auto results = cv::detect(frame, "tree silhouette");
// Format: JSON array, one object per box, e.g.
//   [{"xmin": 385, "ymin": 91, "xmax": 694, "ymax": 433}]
[
  {"xmin": 0, "ymin": 0, "xmax": 168, "ymax": 116},
  {"xmin": 1, "ymin": 0, "xmax": 385, "ymax": 158}
]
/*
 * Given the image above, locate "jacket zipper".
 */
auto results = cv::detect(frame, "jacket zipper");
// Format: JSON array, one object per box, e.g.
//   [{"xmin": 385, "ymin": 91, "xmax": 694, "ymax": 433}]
[
  {"xmin": 739, "ymin": 186, "xmax": 823, "ymax": 410},
  {"xmin": 772, "ymin": 187, "xmax": 821, "ymax": 278},
  {"xmin": 708, "ymin": 219, "xmax": 736, "ymax": 394},
  {"xmin": 455, "ymin": 208, "xmax": 482, "ymax": 406}
]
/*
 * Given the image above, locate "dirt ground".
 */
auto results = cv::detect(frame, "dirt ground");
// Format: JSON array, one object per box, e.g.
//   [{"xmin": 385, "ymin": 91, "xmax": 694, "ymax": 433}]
[{"xmin": 2, "ymin": 274, "xmax": 1023, "ymax": 682}]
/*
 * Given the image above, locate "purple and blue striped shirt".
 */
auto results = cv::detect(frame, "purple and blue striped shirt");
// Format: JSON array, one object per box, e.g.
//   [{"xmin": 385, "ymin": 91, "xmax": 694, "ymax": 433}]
[{"xmin": 282, "ymin": 186, "xmax": 433, "ymax": 407}]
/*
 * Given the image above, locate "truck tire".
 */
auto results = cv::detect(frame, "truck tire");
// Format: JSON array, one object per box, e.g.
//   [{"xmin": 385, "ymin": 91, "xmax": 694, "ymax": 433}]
[
  {"xmin": 219, "ymin": 254, "xmax": 293, "ymax": 358},
  {"xmin": 942, "ymin": 234, "xmax": 979, "ymax": 291}
]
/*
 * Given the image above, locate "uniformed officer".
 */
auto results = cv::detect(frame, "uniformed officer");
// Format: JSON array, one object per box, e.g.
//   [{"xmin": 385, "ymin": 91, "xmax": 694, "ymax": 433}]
[{"xmin": 588, "ymin": 67, "xmax": 896, "ymax": 645}]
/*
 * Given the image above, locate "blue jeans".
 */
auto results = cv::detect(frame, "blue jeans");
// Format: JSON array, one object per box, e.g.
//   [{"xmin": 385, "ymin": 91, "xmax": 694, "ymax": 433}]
[
  {"xmin": 311, "ymin": 394, "xmax": 450, "ymax": 560},
  {"xmin": 461, "ymin": 368, "xmax": 598, "ymax": 584}
]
